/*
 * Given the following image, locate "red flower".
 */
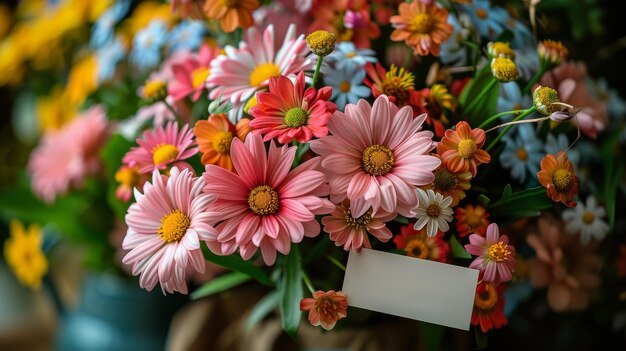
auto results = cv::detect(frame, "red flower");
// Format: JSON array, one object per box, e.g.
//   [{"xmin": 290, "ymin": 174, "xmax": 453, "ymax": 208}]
[
  {"xmin": 300, "ymin": 290, "xmax": 348, "ymax": 330},
  {"xmin": 471, "ymin": 281, "xmax": 507, "ymax": 333}
]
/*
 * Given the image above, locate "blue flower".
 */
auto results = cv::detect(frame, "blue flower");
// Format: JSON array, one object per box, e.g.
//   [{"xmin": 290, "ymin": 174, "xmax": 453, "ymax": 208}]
[
  {"xmin": 497, "ymin": 82, "xmax": 533, "ymax": 121},
  {"xmin": 90, "ymin": 0, "xmax": 131, "ymax": 48},
  {"xmin": 499, "ymin": 124, "xmax": 544, "ymax": 184},
  {"xmin": 589, "ymin": 77, "xmax": 626, "ymax": 119},
  {"xmin": 514, "ymin": 47, "xmax": 540, "ymax": 82},
  {"xmin": 326, "ymin": 42, "xmax": 377, "ymax": 71},
  {"xmin": 545, "ymin": 133, "xmax": 580, "ymax": 167},
  {"xmin": 458, "ymin": 0, "xmax": 509, "ymax": 42},
  {"xmin": 167, "ymin": 20, "xmax": 206, "ymax": 53},
  {"xmin": 130, "ymin": 20, "xmax": 168, "ymax": 70},
  {"xmin": 440, "ymin": 13, "xmax": 471, "ymax": 67},
  {"xmin": 323, "ymin": 66, "xmax": 370, "ymax": 110},
  {"xmin": 96, "ymin": 37, "xmax": 126, "ymax": 82}
]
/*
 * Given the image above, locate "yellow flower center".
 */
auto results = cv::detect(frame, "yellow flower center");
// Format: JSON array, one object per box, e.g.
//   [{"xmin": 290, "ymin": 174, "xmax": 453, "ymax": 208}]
[
  {"xmin": 344, "ymin": 208, "xmax": 372, "ymax": 228},
  {"xmin": 488, "ymin": 41, "xmax": 516, "ymax": 59},
  {"xmin": 248, "ymin": 185, "xmax": 279, "ymax": 215},
  {"xmin": 405, "ymin": 239, "xmax": 429, "ymax": 259},
  {"xmin": 362, "ymin": 144, "xmax": 394, "ymax": 176},
  {"xmin": 582, "ymin": 211, "xmax": 595, "ymax": 224},
  {"xmin": 152, "ymin": 144, "xmax": 179, "ymax": 165},
  {"xmin": 474, "ymin": 283, "xmax": 498, "ymax": 310},
  {"xmin": 191, "ymin": 67, "xmax": 210, "ymax": 90},
  {"xmin": 464, "ymin": 211, "xmax": 484, "ymax": 228},
  {"xmin": 552, "ymin": 168, "xmax": 573, "ymax": 193},
  {"xmin": 426, "ymin": 203, "xmax": 441, "ymax": 218},
  {"xmin": 380, "ymin": 65, "xmax": 414, "ymax": 106},
  {"xmin": 158, "ymin": 210, "xmax": 191, "ymax": 243},
  {"xmin": 115, "ymin": 167, "xmax": 139, "ymax": 186},
  {"xmin": 433, "ymin": 168, "xmax": 457, "ymax": 191},
  {"xmin": 409, "ymin": 13, "xmax": 434, "ymax": 34},
  {"xmin": 457, "ymin": 139, "xmax": 477, "ymax": 159},
  {"xmin": 345, "ymin": 51, "xmax": 357, "ymax": 58},
  {"xmin": 339, "ymin": 81, "xmax": 351, "ymax": 93},
  {"xmin": 143, "ymin": 79, "xmax": 167, "ymax": 101},
  {"xmin": 213, "ymin": 131, "xmax": 233, "ymax": 155},
  {"xmin": 491, "ymin": 57, "xmax": 519, "ymax": 82},
  {"xmin": 244, "ymin": 95, "xmax": 258, "ymax": 114},
  {"xmin": 249, "ymin": 63, "xmax": 281, "ymax": 87},
  {"xmin": 516, "ymin": 147, "xmax": 528, "ymax": 161},
  {"xmin": 533, "ymin": 85, "xmax": 561, "ymax": 115},
  {"xmin": 305, "ymin": 30, "xmax": 337, "ymax": 56},
  {"xmin": 488, "ymin": 241, "xmax": 511, "ymax": 262},
  {"xmin": 284, "ymin": 107, "xmax": 308, "ymax": 128},
  {"xmin": 476, "ymin": 8, "xmax": 488, "ymax": 19}
]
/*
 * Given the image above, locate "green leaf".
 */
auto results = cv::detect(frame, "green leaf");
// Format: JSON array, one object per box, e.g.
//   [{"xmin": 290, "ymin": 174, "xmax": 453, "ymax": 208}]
[
  {"xmin": 394, "ymin": 215, "xmax": 410, "ymax": 224},
  {"xmin": 477, "ymin": 194, "xmax": 491, "ymax": 207},
  {"xmin": 488, "ymin": 185, "xmax": 553, "ymax": 219},
  {"xmin": 279, "ymin": 245, "xmax": 303, "ymax": 337},
  {"xmin": 200, "ymin": 242, "xmax": 273, "ymax": 286},
  {"xmin": 449, "ymin": 235, "xmax": 471, "ymax": 259},
  {"xmin": 418, "ymin": 322, "xmax": 445, "ymax": 351},
  {"xmin": 191, "ymin": 271, "xmax": 251, "ymax": 300},
  {"xmin": 245, "ymin": 290, "xmax": 280, "ymax": 331},
  {"xmin": 458, "ymin": 66, "xmax": 500, "ymax": 124}
]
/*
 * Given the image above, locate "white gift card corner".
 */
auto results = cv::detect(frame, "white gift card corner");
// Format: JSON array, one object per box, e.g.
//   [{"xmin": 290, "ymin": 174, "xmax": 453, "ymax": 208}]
[{"xmin": 341, "ymin": 248, "xmax": 479, "ymax": 331}]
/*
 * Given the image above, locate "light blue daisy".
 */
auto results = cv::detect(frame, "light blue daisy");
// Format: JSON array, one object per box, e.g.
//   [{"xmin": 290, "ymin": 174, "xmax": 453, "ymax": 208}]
[
  {"xmin": 589, "ymin": 77, "xmax": 626, "ymax": 119},
  {"xmin": 497, "ymin": 82, "xmax": 533, "ymax": 121},
  {"xmin": 90, "ymin": 0, "xmax": 131, "ymax": 48},
  {"xmin": 458, "ymin": 0, "xmax": 509, "ymax": 42},
  {"xmin": 130, "ymin": 20, "xmax": 168, "ymax": 70},
  {"xmin": 323, "ymin": 66, "xmax": 370, "ymax": 111},
  {"xmin": 499, "ymin": 124, "xmax": 544, "ymax": 184},
  {"xmin": 167, "ymin": 20, "xmax": 206, "ymax": 53},
  {"xmin": 326, "ymin": 42, "xmax": 377, "ymax": 71},
  {"xmin": 96, "ymin": 37, "xmax": 126, "ymax": 82},
  {"xmin": 440, "ymin": 13, "xmax": 472, "ymax": 67},
  {"xmin": 545, "ymin": 133, "xmax": 580, "ymax": 167}
]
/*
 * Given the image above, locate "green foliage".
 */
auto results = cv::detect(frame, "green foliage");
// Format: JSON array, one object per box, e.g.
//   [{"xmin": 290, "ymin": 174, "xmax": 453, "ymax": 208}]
[
  {"xmin": 488, "ymin": 184, "xmax": 553, "ymax": 220},
  {"xmin": 279, "ymin": 245, "xmax": 303, "ymax": 337},
  {"xmin": 191, "ymin": 271, "xmax": 251, "ymax": 300},
  {"xmin": 200, "ymin": 242, "xmax": 273, "ymax": 286}
]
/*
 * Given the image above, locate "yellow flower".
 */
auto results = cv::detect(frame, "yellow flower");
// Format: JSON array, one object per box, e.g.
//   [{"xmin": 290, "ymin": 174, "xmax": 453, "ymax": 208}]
[
  {"xmin": 121, "ymin": 1, "xmax": 173, "ymax": 38},
  {"xmin": 0, "ymin": 4, "xmax": 12, "ymax": 39},
  {"xmin": 3, "ymin": 219, "xmax": 48, "ymax": 290},
  {"xmin": 65, "ymin": 54, "xmax": 99, "ymax": 105},
  {"xmin": 37, "ymin": 87, "xmax": 79, "ymax": 131},
  {"xmin": 0, "ymin": 39, "xmax": 26, "ymax": 87}
]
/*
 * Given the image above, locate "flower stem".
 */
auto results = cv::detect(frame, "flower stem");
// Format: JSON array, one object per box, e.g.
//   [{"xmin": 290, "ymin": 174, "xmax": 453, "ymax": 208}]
[
  {"xmin": 326, "ymin": 254, "xmax": 346, "ymax": 272},
  {"xmin": 464, "ymin": 78, "xmax": 498, "ymax": 115},
  {"xmin": 478, "ymin": 109, "xmax": 531, "ymax": 129},
  {"xmin": 301, "ymin": 270, "xmax": 316, "ymax": 294},
  {"xmin": 162, "ymin": 99, "xmax": 182, "ymax": 122},
  {"xmin": 312, "ymin": 56, "xmax": 324, "ymax": 89},
  {"xmin": 522, "ymin": 62, "xmax": 547, "ymax": 95},
  {"xmin": 485, "ymin": 106, "xmax": 537, "ymax": 152}
]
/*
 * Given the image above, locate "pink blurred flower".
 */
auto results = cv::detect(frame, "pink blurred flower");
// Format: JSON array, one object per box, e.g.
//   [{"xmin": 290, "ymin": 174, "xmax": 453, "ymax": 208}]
[
  {"xmin": 300, "ymin": 290, "xmax": 348, "ymax": 330},
  {"xmin": 28, "ymin": 105, "xmax": 109, "ymax": 203},
  {"xmin": 201, "ymin": 133, "xmax": 334, "ymax": 265},
  {"xmin": 465, "ymin": 223, "xmax": 516, "ymax": 286},
  {"xmin": 122, "ymin": 167, "xmax": 217, "ymax": 294},
  {"xmin": 310, "ymin": 95, "xmax": 440, "ymax": 218},
  {"xmin": 169, "ymin": 44, "xmax": 220, "ymax": 102},
  {"xmin": 249, "ymin": 71, "xmax": 336, "ymax": 144}
]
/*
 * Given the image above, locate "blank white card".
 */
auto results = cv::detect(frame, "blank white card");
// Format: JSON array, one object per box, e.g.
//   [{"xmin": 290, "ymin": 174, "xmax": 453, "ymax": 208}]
[{"xmin": 341, "ymin": 248, "xmax": 479, "ymax": 330}]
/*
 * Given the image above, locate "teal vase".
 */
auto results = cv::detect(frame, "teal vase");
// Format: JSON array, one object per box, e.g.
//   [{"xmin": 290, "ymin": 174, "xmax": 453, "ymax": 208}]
[{"xmin": 55, "ymin": 272, "xmax": 186, "ymax": 351}]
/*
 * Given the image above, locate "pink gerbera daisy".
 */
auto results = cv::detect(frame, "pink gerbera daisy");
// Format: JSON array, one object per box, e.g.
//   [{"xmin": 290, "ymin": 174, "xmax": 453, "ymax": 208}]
[
  {"xmin": 207, "ymin": 23, "xmax": 313, "ymax": 122},
  {"xmin": 122, "ymin": 167, "xmax": 217, "ymax": 294},
  {"xmin": 28, "ymin": 105, "xmax": 109, "ymax": 203},
  {"xmin": 310, "ymin": 95, "xmax": 441, "ymax": 218},
  {"xmin": 465, "ymin": 223, "xmax": 516, "ymax": 286},
  {"xmin": 201, "ymin": 133, "xmax": 334, "ymax": 265},
  {"xmin": 168, "ymin": 44, "xmax": 220, "ymax": 102},
  {"xmin": 122, "ymin": 121, "xmax": 198, "ymax": 174},
  {"xmin": 249, "ymin": 71, "xmax": 335, "ymax": 144},
  {"xmin": 321, "ymin": 200, "xmax": 395, "ymax": 251}
]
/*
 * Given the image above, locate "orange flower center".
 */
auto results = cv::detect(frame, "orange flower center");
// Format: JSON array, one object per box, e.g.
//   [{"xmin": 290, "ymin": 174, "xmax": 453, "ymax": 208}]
[
  {"xmin": 405, "ymin": 239, "xmax": 429, "ymax": 259},
  {"xmin": 249, "ymin": 63, "xmax": 281, "ymax": 87},
  {"xmin": 433, "ymin": 168, "xmax": 457, "ymax": 191},
  {"xmin": 191, "ymin": 67, "xmax": 210, "ymax": 90},
  {"xmin": 516, "ymin": 147, "xmax": 528, "ymax": 161},
  {"xmin": 213, "ymin": 131, "xmax": 233, "ymax": 155},
  {"xmin": 457, "ymin": 139, "xmax": 477, "ymax": 159},
  {"xmin": 248, "ymin": 185, "xmax": 279, "ymax": 215},
  {"xmin": 464, "ymin": 210, "xmax": 484, "ymax": 228},
  {"xmin": 474, "ymin": 283, "xmax": 498, "ymax": 310},
  {"xmin": 339, "ymin": 81, "xmax": 351, "ymax": 93},
  {"xmin": 284, "ymin": 107, "xmax": 308, "ymax": 128},
  {"xmin": 426, "ymin": 203, "xmax": 441, "ymax": 218},
  {"xmin": 345, "ymin": 51, "xmax": 357, "ymax": 58},
  {"xmin": 552, "ymin": 168, "xmax": 573, "ymax": 193},
  {"xmin": 315, "ymin": 296, "xmax": 339, "ymax": 316},
  {"xmin": 158, "ymin": 210, "xmax": 190, "ymax": 243},
  {"xmin": 488, "ymin": 241, "xmax": 510, "ymax": 262},
  {"xmin": 582, "ymin": 211, "xmax": 595, "ymax": 224},
  {"xmin": 344, "ymin": 209, "xmax": 372, "ymax": 228},
  {"xmin": 152, "ymin": 144, "xmax": 179, "ymax": 165},
  {"xmin": 475, "ymin": 8, "xmax": 488, "ymax": 19},
  {"xmin": 362, "ymin": 144, "xmax": 394, "ymax": 176},
  {"xmin": 115, "ymin": 167, "xmax": 139, "ymax": 186},
  {"xmin": 409, "ymin": 13, "xmax": 434, "ymax": 34}
]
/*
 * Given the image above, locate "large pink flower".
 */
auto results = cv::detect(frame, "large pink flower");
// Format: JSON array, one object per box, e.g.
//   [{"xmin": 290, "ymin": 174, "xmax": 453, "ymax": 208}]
[
  {"xmin": 169, "ymin": 44, "xmax": 220, "ymax": 102},
  {"xmin": 28, "ymin": 105, "xmax": 109, "ymax": 203},
  {"xmin": 465, "ymin": 223, "xmax": 516, "ymax": 286},
  {"xmin": 122, "ymin": 167, "xmax": 217, "ymax": 294},
  {"xmin": 201, "ymin": 133, "xmax": 334, "ymax": 265},
  {"xmin": 122, "ymin": 121, "xmax": 198, "ymax": 174},
  {"xmin": 310, "ymin": 95, "xmax": 440, "ymax": 218},
  {"xmin": 249, "ymin": 71, "xmax": 335, "ymax": 144}
]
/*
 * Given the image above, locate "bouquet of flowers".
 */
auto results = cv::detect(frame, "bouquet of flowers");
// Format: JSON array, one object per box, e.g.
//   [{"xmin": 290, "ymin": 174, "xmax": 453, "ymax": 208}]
[{"xmin": 1, "ymin": 0, "xmax": 626, "ymax": 349}]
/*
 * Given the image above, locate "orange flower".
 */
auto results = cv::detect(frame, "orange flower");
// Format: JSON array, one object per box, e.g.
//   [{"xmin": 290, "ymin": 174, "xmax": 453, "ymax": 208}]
[
  {"xmin": 422, "ymin": 154, "xmax": 471, "ymax": 207},
  {"xmin": 203, "ymin": 0, "xmax": 259, "ymax": 33},
  {"xmin": 455, "ymin": 204, "xmax": 490, "ymax": 237},
  {"xmin": 389, "ymin": 0, "xmax": 453, "ymax": 56},
  {"xmin": 437, "ymin": 121, "xmax": 491, "ymax": 176},
  {"xmin": 536, "ymin": 151, "xmax": 578, "ymax": 207},
  {"xmin": 193, "ymin": 114, "xmax": 244, "ymax": 171},
  {"xmin": 393, "ymin": 224, "xmax": 450, "ymax": 263},
  {"xmin": 300, "ymin": 290, "xmax": 348, "ymax": 330}
]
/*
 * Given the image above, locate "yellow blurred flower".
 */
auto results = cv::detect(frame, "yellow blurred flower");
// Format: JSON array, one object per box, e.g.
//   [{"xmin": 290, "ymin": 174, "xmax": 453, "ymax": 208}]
[
  {"xmin": 37, "ymin": 87, "xmax": 79, "ymax": 131},
  {"xmin": 121, "ymin": 1, "xmax": 175, "ymax": 39},
  {"xmin": 65, "ymin": 54, "xmax": 99, "ymax": 105},
  {"xmin": 0, "ymin": 38, "xmax": 25, "ymax": 87},
  {"xmin": 3, "ymin": 219, "xmax": 48, "ymax": 290}
]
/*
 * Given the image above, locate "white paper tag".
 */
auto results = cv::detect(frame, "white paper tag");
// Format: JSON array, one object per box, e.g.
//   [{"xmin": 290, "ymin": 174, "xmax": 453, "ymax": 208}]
[{"xmin": 341, "ymin": 248, "xmax": 479, "ymax": 330}]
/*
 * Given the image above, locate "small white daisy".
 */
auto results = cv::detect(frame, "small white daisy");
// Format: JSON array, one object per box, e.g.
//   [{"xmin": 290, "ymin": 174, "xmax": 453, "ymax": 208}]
[
  {"xmin": 562, "ymin": 195, "xmax": 609, "ymax": 245},
  {"xmin": 414, "ymin": 189, "xmax": 454, "ymax": 237}
]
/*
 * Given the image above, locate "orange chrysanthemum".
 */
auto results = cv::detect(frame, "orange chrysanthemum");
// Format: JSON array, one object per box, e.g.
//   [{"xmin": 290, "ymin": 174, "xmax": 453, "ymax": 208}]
[
  {"xmin": 203, "ymin": 0, "xmax": 259, "ymax": 33},
  {"xmin": 437, "ymin": 121, "xmax": 491, "ymax": 176},
  {"xmin": 423, "ymin": 154, "xmax": 471, "ymax": 207},
  {"xmin": 364, "ymin": 62, "xmax": 416, "ymax": 107},
  {"xmin": 393, "ymin": 224, "xmax": 450, "ymax": 263},
  {"xmin": 194, "ymin": 114, "xmax": 246, "ymax": 171},
  {"xmin": 389, "ymin": 0, "xmax": 453, "ymax": 56},
  {"xmin": 537, "ymin": 151, "xmax": 579, "ymax": 207},
  {"xmin": 300, "ymin": 290, "xmax": 348, "ymax": 330},
  {"xmin": 455, "ymin": 204, "xmax": 490, "ymax": 237}
]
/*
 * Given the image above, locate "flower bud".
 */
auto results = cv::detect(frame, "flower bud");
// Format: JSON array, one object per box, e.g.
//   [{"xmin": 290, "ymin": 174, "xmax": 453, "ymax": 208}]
[{"xmin": 306, "ymin": 30, "xmax": 337, "ymax": 57}]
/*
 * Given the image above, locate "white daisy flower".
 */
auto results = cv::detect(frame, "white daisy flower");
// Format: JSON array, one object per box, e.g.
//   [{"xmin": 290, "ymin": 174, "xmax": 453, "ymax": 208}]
[
  {"xmin": 562, "ymin": 195, "xmax": 609, "ymax": 245},
  {"xmin": 414, "ymin": 189, "xmax": 454, "ymax": 237}
]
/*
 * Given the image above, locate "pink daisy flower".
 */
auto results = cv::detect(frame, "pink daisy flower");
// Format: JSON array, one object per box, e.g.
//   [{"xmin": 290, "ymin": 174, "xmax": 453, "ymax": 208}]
[
  {"xmin": 122, "ymin": 121, "xmax": 198, "ymax": 174},
  {"xmin": 249, "ymin": 71, "xmax": 335, "ymax": 144},
  {"xmin": 310, "ymin": 95, "xmax": 441, "ymax": 218},
  {"xmin": 28, "ymin": 105, "xmax": 109, "ymax": 203},
  {"xmin": 464, "ymin": 223, "xmax": 516, "ymax": 286},
  {"xmin": 321, "ymin": 200, "xmax": 395, "ymax": 251},
  {"xmin": 201, "ymin": 133, "xmax": 334, "ymax": 265},
  {"xmin": 207, "ymin": 23, "xmax": 313, "ymax": 122},
  {"xmin": 122, "ymin": 167, "xmax": 218, "ymax": 294},
  {"xmin": 168, "ymin": 44, "xmax": 220, "ymax": 102}
]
